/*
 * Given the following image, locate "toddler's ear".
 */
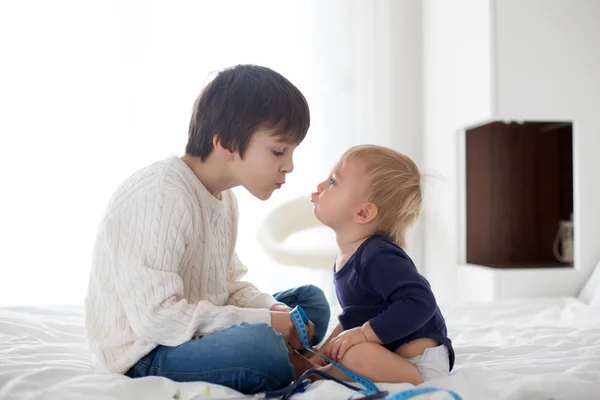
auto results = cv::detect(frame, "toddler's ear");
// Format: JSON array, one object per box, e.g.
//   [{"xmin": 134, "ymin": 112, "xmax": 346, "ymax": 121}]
[
  {"xmin": 355, "ymin": 202, "xmax": 378, "ymax": 224},
  {"xmin": 212, "ymin": 135, "xmax": 235, "ymax": 161}
]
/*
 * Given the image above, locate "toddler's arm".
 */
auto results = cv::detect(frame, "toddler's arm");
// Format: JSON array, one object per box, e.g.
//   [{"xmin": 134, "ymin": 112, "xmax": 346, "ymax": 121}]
[{"xmin": 363, "ymin": 249, "xmax": 437, "ymax": 345}]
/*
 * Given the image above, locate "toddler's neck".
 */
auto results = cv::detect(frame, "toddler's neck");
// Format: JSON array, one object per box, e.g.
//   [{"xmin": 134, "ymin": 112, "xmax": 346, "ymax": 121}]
[{"xmin": 334, "ymin": 231, "xmax": 375, "ymax": 271}]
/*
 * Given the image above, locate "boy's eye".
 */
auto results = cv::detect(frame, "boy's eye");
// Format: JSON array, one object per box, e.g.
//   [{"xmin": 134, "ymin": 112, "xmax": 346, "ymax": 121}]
[
  {"xmin": 329, "ymin": 178, "xmax": 336, "ymax": 186},
  {"xmin": 272, "ymin": 150, "xmax": 285, "ymax": 157}
]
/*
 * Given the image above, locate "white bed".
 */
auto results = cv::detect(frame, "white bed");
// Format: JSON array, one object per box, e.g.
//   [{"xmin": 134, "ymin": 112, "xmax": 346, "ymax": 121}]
[{"xmin": 1, "ymin": 297, "xmax": 600, "ymax": 400}]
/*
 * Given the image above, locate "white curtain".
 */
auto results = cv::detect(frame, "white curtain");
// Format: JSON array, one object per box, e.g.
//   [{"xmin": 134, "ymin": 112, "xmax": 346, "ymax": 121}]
[{"xmin": 0, "ymin": 0, "xmax": 422, "ymax": 306}]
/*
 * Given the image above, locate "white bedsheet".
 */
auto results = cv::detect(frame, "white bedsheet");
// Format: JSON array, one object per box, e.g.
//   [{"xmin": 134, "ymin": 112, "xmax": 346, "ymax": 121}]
[{"xmin": 1, "ymin": 297, "xmax": 599, "ymax": 400}]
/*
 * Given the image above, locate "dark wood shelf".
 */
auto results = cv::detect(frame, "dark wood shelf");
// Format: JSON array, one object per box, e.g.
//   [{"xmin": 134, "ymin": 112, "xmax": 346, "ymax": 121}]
[
  {"xmin": 470, "ymin": 262, "xmax": 572, "ymax": 269},
  {"xmin": 465, "ymin": 121, "xmax": 573, "ymax": 269}
]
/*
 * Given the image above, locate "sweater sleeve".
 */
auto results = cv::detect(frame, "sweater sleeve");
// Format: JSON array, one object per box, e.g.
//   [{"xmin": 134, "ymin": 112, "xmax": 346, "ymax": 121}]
[
  {"xmin": 362, "ymin": 249, "xmax": 438, "ymax": 344},
  {"xmin": 224, "ymin": 189, "xmax": 282, "ymax": 310},
  {"xmin": 108, "ymin": 191, "xmax": 270, "ymax": 346},
  {"xmin": 227, "ymin": 253, "xmax": 283, "ymax": 309}
]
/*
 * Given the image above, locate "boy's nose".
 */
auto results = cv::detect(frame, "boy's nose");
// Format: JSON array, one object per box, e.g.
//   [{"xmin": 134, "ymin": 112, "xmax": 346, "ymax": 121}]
[{"xmin": 281, "ymin": 157, "xmax": 294, "ymax": 174}]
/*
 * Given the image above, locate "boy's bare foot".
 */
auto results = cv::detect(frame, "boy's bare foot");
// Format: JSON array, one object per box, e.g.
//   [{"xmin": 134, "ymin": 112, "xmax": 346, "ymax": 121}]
[
  {"xmin": 308, "ymin": 353, "xmax": 327, "ymax": 367},
  {"xmin": 289, "ymin": 350, "xmax": 321, "ymax": 380}
]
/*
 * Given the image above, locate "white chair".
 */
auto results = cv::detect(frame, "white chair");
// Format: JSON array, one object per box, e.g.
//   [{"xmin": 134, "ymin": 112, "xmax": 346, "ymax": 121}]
[
  {"xmin": 257, "ymin": 195, "xmax": 339, "ymax": 305},
  {"xmin": 257, "ymin": 196, "xmax": 337, "ymax": 268}
]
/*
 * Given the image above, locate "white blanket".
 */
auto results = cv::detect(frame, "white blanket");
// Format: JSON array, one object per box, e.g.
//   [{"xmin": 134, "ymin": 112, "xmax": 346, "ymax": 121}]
[{"xmin": 1, "ymin": 297, "xmax": 599, "ymax": 400}]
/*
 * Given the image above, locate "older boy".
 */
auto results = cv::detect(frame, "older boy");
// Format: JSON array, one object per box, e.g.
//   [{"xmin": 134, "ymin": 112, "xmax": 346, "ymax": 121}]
[{"xmin": 84, "ymin": 65, "xmax": 330, "ymax": 394}]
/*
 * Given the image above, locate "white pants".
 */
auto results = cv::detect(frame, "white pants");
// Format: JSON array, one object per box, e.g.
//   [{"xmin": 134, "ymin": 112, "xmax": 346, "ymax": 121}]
[{"xmin": 407, "ymin": 345, "xmax": 450, "ymax": 381}]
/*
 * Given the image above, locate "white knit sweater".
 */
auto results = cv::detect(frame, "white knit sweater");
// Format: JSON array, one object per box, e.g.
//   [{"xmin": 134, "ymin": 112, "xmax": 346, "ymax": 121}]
[{"xmin": 84, "ymin": 156, "xmax": 281, "ymax": 374}]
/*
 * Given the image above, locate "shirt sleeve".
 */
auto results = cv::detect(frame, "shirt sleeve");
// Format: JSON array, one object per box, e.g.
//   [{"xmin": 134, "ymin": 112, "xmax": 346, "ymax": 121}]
[
  {"xmin": 227, "ymin": 252, "xmax": 283, "ymax": 310},
  {"xmin": 109, "ymin": 191, "xmax": 271, "ymax": 347},
  {"xmin": 361, "ymin": 248, "xmax": 438, "ymax": 344}
]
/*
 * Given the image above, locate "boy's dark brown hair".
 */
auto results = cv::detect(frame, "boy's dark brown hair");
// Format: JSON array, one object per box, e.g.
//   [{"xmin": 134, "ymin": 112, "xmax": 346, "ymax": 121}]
[{"xmin": 186, "ymin": 64, "xmax": 310, "ymax": 161}]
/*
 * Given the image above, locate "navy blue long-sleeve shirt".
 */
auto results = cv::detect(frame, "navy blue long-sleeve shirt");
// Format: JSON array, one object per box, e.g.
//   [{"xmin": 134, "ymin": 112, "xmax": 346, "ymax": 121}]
[{"xmin": 334, "ymin": 234, "xmax": 455, "ymax": 371}]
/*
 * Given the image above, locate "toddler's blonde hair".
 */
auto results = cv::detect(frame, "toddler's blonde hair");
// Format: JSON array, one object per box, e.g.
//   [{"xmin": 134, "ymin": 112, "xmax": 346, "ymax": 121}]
[{"xmin": 340, "ymin": 145, "xmax": 422, "ymax": 249}]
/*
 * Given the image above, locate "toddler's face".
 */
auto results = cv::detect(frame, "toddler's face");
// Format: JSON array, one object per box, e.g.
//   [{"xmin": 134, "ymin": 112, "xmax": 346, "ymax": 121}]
[{"xmin": 310, "ymin": 157, "xmax": 370, "ymax": 230}]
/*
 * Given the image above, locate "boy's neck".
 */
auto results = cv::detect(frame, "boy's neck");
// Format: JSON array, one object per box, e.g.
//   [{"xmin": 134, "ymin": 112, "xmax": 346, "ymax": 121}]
[
  {"xmin": 181, "ymin": 153, "xmax": 237, "ymax": 199},
  {"xmin": 334, "ymin": 228, "xmax": 375, "ymax": 271}
]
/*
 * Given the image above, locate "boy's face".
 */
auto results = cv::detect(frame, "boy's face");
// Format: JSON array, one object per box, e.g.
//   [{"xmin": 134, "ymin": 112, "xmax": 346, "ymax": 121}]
[
  {"xmin": 232, "ymin": 129, "xmax": 297, "ymax": 200},
  {"xmin": 310, "ymin": 157, "xmax": 371, "ymax": 230}
]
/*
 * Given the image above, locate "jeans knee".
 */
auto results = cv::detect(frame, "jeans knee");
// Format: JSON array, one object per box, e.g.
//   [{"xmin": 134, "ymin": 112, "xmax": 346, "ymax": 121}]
[
  {"xmin": 242, "ymin": 324, "xmax": 294, "ymax": 389},
  {"xmin": 300, "ymin": 284, "xmax": 325, "ymax": 301},
  {"xmin": 300, "ymin": 285, "xmax": 330, "ymax": 341},
  {"xmin": 302, "ymin": 285, "xmax": 329, "ymax": 311}
]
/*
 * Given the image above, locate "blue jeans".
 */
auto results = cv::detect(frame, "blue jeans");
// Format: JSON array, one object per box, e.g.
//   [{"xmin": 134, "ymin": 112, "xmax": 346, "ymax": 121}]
[{"xmin": 125, "ymin": 284, "xmax": 330, "ymax": 394}]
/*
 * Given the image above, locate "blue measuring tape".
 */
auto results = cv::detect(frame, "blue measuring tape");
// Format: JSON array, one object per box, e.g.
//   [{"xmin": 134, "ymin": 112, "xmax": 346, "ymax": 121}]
[
  {"xmin": 381, "ymin": 387, "xmax": 462, "ymax": 400},
  {"xmin": 289, "ymin": 306, "xmax": 462, "ymax": 400},
  {"xmin": 289, "ymin": 306, "xmax": 379, "ymax": 394}
]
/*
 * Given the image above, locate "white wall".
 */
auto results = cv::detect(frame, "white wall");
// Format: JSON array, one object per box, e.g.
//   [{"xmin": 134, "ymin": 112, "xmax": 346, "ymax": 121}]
[
  {"xmin": 306, "ymin": 0, "xmax": 425, "ymax": 268},
  {"xmin": 388, "ymin": 0, "xmax": 424, "ymax": 268},
  {"xmin": 422, "ymin": 0, "xmax": 600, "ymax": 302},
  {"xmin": 494, "ymin": 0, "xmax": 600, "ymax": 294},
  {"xmin": 0, "ymin": 0, "xmax": 317, "ymax": 306},
  {"xmin": 422, "ymin": 0, "xmax": 495, "ymax": 302},
  {"xmin": 0, "ymin": 1, "xmax": 426, "ymax": 306},
  {"xmin": 238, "ymin": 1, "xmax": 426, "ymax": 300}
]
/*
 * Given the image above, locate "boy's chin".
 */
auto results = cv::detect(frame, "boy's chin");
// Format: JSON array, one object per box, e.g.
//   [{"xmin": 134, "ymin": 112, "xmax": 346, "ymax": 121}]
[
  {"xmin": 257, "ymin": 192, "xmax": 273, "ymax": 201},
  {"xmin": 247, "ymin": 187, "xmax": 274, "ymax": 201}
]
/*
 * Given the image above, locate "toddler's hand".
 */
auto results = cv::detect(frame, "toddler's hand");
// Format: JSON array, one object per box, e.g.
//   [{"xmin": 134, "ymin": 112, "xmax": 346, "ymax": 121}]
[{"xmin": 325, "ymin": 327, "xmax": 368, "ymax": 362}]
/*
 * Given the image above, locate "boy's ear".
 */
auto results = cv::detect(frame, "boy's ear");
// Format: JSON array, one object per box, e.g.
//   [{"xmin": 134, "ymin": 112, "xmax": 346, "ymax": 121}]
[
  {"xmin": 354, "ymin": 202, "xmax": 378, "ymax": 224},
  {"xmin": 213, "ymin": 135, "xmax": 235, "ymax": 161}
]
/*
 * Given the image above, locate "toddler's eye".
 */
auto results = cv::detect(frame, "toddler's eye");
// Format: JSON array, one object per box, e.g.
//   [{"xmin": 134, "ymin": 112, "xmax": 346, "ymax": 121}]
[
  {"xmin": 329, "ymin": 178, "xmax": 336, "ymax": 186},
  {"xmin": 272, "ymin": 150, "xmax": 284, "ymax": 157}
]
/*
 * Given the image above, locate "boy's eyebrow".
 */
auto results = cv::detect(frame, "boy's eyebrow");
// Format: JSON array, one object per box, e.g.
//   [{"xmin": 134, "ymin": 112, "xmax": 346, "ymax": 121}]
[{"xmin": 274, "ymin": 136, "xmax": 296, "ymax": 145}]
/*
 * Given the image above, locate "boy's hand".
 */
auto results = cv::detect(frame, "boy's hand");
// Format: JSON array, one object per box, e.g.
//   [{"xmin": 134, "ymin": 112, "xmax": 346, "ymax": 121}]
[
  {"xmin": 270, "ymin": 304, "xmax": 292, "ymax": 312},
  {"xmin": 306, "ymin": 320, "xmax": 316, "ymax": 344},
  {"xmin": 270, "ymin": 311, "xmax": 316, "ymax": 351},
  {"xmin": 271, "ymin": 311, "xmax": 301, "ymax": 351},
  {"xmin": 325, "ymin": 327, "xmax": 368, "ymax": 362}
]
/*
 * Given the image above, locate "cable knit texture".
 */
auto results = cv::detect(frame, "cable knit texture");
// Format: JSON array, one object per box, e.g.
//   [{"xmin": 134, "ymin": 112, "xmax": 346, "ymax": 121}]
[{"xmin": 84, "ymin": 156, "xmax": 281, "ymax": 374}]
